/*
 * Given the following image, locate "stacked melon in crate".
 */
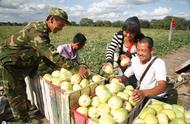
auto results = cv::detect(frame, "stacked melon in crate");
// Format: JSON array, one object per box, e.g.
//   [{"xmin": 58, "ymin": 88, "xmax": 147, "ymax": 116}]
[
  {"xmin": 72, "ymin": 78, "xmax": 143, "ymax": 124},
  {"xmin": 42, "ymin": 67, "xmax": 105, "ymax": 124},
  {"xmin": 133, "ymin": 99, "xmax": 190, "ymax": 124}
]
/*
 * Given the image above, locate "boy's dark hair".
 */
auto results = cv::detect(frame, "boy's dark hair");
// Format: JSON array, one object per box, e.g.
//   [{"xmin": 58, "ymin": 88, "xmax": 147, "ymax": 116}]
[
  {"xmin": 138, "ymin": 36, "xmax": 154, "ymax": 48},
  {"xmin": 122, "ymin": 16, "xmax": 141, "ymax": 35},
  {"xmin": 73, "ymin": 33, "xmax": 87, "ymax": 46}
]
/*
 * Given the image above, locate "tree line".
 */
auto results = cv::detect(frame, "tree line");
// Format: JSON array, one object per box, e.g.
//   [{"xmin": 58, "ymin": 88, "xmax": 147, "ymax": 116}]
[
  {"xmin": 0, "ymin": 16, "xmax": 189, "ymax": 30},
  {"xmin": 77, "ymin": 16, "xmax": 190, "ymax": 30},
  {"xmin": 0, "ymin": 22, "xmax": 26, "ymax": 26}
]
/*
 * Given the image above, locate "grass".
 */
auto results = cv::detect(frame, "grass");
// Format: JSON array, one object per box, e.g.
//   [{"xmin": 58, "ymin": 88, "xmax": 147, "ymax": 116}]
[{"xmin": 0, "ymin": 25, "xmax": 189, "ymax": 72}]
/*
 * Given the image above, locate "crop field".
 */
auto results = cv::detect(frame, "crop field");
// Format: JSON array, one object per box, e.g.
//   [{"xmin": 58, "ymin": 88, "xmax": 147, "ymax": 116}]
[{"xmin": 0, "ymin": 26, "xmax": 189, "ymax": 72}]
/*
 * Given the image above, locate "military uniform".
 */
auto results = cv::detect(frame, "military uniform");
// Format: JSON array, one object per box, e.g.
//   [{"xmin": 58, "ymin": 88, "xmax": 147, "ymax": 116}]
[{"xmin": 0, "ymin": 7, "xmax": 70, "ymax": 122}]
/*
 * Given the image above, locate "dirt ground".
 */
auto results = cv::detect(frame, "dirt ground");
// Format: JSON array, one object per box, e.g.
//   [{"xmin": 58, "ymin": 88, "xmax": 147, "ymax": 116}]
[
  {"xmin": 162, "ymin": 44, "xmax": 190, "ymax": 111},
  {"xmin": 162, "ymin": 44, "xmax": 190, "ymax": 79}
]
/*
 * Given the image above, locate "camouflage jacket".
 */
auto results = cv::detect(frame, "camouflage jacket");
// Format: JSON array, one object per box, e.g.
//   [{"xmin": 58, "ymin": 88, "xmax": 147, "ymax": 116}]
[{"xmin": 0, "ymin": 21, "xmax": 65, "ymax": 71}]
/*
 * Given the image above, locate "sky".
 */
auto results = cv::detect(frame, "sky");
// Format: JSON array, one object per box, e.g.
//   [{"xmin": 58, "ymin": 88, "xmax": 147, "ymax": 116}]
[{"xmin": 0, "ymin": 0, "xmax": 190, "ymax": 23}]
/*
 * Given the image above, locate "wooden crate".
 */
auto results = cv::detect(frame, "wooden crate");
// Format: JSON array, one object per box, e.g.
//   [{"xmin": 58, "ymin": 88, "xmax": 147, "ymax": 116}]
[
  {"xmin": 127, "ymin": 101, "xmax": 143, "ymax": 124},
  {"xmin": 71, "ymin": 98, "xmax": 143, "ymax": 124},
  {"xmin": 132, "ymin": 99, "xmax": 165, "ymax": 124},
  {"xmin": 44, "ymin": 79, "xmax": 105, "ymax": 124},
  {"xmin": 25, "ymin": 76, "xmax": 54, "ymax": 124},
  {"xmin": 40, "ymin": 77, "xmax": 54, "ymax": 124}
]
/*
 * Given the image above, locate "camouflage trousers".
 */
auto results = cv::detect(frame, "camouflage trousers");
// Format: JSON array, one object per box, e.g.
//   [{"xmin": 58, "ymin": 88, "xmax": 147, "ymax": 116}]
[{"xmin": 0, "ymin": 65, "xmax": 37, "ymax": 123}]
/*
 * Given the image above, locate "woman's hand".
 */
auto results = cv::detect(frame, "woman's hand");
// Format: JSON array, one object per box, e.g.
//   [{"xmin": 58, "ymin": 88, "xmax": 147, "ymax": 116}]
[
  {"xmin": 102, "ymin": 62, "xmax": 113, "ymax": 74},
  {"xmin": 120, "ymin": 56, "xmax": 131, "ymax": 67},
  {"xmin": 120, "ymin": 54, "xmax": 128, "ymax": 59},
  {"xmin": 102, "ymin": 62, "xmax": 113, "ymax": 69}
]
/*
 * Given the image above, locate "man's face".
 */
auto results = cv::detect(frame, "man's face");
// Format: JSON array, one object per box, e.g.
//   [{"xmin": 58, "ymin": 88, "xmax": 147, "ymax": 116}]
[
  {"xmin": 51, "ymin": 17, "xmax": 66, "ymax": 33},
  {"xmin": 136, "ymin": 42, "xmax": 152, "ymax": 64}
]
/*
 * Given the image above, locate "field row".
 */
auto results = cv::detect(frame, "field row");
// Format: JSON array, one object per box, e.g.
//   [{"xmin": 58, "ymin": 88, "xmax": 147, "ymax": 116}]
[{"xmin": 0, "ymin": 26, "xmax": 189, "ymax": 72}]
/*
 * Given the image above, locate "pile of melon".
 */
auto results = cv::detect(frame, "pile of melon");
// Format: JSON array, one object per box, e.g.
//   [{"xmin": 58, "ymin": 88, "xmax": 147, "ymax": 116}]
[
  {"xmin": 43, "ymin": 67, "xmax": 104, "ymax": 92},
  {"xmin": 75, "ymin": 78, "xmax": 139, "ymax": 124},
  {"xmin": 133, "ymin": 99, "xmax": 190, "ymax": 124}
]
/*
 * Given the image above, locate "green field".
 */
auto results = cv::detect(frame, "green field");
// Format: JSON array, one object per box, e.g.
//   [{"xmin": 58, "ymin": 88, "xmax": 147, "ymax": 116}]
[{"xmin": 0, "ymin": 26, "xmax": 190, "ymax": 72}]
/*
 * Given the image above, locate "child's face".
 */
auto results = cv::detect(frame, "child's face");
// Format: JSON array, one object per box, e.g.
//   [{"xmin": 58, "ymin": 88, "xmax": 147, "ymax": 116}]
[{"xmin": 72, "ymin": 43, "xmax": 84, "ymax": 50}]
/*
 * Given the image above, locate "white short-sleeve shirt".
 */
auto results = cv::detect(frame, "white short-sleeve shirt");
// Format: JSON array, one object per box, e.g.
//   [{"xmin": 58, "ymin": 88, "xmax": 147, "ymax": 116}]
[{"xmin": 124, "ymin": 55, "xmax": 167, "ymax": 95}]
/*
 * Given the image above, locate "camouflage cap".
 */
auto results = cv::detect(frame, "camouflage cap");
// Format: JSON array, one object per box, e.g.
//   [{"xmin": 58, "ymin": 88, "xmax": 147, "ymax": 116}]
[{"xmin": 49, "ymin": 7, "xmax": 70, "ymax": 24}]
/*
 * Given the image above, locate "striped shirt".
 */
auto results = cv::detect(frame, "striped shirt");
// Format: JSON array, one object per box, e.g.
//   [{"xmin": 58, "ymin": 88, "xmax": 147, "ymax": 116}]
[{"xmin": 106, "ymin": 31, "xmax": 137, "ymax": 63}]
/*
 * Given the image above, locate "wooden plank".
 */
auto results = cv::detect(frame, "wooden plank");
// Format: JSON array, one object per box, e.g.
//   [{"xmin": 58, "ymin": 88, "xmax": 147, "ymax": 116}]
[
  {"xmin": 175, "ymin": 59, "xmax": 190, "ymax": 73},
  {"xmin": 40, "ymin": 78, "xmax": 54, "ymax": 124}
]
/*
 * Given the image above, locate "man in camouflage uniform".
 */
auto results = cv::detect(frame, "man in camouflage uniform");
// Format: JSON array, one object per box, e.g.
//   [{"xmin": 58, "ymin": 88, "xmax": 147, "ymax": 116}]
[{"xmin": 0, "ymin": 7, "xmax": 71, "ymax": 122}]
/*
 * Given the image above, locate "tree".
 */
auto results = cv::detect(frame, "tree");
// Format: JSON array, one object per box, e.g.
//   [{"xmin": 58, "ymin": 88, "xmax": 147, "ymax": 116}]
[
  {"xmin": 23, "ymin": 22, "xmax": 28, "ymax": 26},
  {"xmin": 150, "ymin": 19, "xmax": 164, "ymax": 29},
  {"xmin": 140, "ymin": 20, "xmax": 150, "ymax": 28},
  {"xmin": 185, "ymin": 20, "xmax": 190, "ymax": 31},
  {"xmin": 94, "ymin": 20, "xmax": 104, "ymax": 27},
  {"xmin": 164, "ymin": 16, "xmax": 189, "ymax": 30},
  {"xmin": 112, "ymin": 21, "xmax": 124, "ymax": 27},
  {"xmin": 70, "ymin": 21, "xmax": 78, "ymax": 26},
  {"xmin": 80, "ymin": 18, "xmax": 94, "ymax": 26},
  {"xmin": 103, "ymin": 20, "xmax": 112, "ymax": 27}
]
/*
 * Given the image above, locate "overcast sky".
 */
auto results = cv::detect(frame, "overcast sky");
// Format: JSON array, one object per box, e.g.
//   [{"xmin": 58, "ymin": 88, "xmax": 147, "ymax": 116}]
[{"xmin": 0, "ymin": 0, "xmax": 190, "ymax": 23}]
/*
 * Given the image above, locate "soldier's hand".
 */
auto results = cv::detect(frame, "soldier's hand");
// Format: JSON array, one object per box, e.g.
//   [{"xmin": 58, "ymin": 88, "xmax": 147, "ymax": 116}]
[{"xmin": 78, "ymin": 65, "xmax": 89, "ymax": 78}]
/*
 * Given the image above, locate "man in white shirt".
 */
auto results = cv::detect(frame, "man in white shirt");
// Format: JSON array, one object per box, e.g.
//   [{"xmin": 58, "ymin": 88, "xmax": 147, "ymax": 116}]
[{"xmin": 124, "ymin": 36, "xmax": 167, "ymax": 103}]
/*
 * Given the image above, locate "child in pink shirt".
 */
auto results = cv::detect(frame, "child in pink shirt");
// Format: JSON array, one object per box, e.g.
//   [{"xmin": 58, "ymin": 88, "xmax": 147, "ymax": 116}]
[{"xmin": 57, "ymin": 33, "xmax": 88, "ymax": 78}]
